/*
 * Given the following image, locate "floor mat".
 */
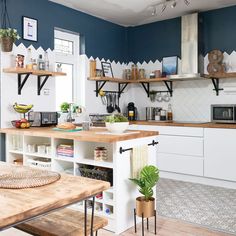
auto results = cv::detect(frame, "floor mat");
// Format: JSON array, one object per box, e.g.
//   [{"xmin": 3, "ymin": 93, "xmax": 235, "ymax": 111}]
[{"xmin": 156, "ymin": 178, "xmax": 236, "ymax": 235}]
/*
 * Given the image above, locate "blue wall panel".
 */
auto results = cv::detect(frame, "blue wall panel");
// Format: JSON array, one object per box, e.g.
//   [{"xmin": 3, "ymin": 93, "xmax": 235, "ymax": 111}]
[{"xmin": 5, "ymin": 0, "xmax": 128, "ymax": 62}]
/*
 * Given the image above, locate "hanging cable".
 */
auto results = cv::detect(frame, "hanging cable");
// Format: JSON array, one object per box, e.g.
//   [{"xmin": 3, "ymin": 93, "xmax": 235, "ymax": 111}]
[{"xmin": 1, "ymin": 0, "xmax": 11, "ymax": 29}]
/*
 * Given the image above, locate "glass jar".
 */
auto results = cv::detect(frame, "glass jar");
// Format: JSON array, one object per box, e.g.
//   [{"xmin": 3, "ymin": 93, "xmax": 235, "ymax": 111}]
[
  {"xmin": 123, "ymin": 69, "xmax": 131, "ymax": 80},
  {"xmin": 131, "ymin": 64, "xmax": 139, "ymax": 80},
  {"xmin": 139, "ymin": 69, "xmax": 146, "ymax": 80}
]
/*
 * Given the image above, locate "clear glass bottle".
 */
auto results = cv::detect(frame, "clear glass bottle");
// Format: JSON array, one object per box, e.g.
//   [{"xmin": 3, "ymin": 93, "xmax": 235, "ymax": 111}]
[
  {"xmin": 167, "ymin": 104, "xmax": 173, "ymax": 121},
  {"xmin": 25, "ymin": 48, "xmax": 33, "ymax": 69},
  {"xmin": 131, "ymin": 64, "xmax": 139, "ymax": 80},
  {"xmin": 44, "ymin": 51, "xmax": 49, "ymax": 71},
  {"xmin": 37, "ymin": 54, "xmax": 45, "ymax": 70}
]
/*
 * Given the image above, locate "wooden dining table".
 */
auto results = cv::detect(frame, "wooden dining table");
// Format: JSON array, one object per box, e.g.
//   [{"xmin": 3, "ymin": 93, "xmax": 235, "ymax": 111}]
[{"xmin": 0, "ymin": 162, "xmax": 110, "ymax": 234}]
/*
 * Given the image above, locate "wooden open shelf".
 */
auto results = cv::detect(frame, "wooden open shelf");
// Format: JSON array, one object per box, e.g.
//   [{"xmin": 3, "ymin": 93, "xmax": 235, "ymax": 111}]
[
  {"xmin": 3, "ymin": 68, "xmax": 66, "ymax": 76},
  {"xmin": 3, "ymin": 67, "xmax": 67, "ymax": 95},
  {"xmin": 88, "ymin": 76, "xmax": 169, "ymax": 83},
  {"xmin": 204, "ymin": 72, "xmax": 236, "ymax": 79}
]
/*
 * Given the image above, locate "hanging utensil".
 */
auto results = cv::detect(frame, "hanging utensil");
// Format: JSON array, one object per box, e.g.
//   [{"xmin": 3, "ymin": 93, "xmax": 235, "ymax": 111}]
[
  {"xmin": 107, "ymin": 93, "xmax": 114, "ymax": 113},
  {"xmin": 115, "ymin": 94, "xmax": 121, "ymax": 113}
]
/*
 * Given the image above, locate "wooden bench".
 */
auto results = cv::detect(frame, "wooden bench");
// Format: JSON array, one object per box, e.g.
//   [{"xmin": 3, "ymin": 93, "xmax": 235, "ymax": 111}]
[{"xmin": 16, "ymin": 208, "xmax": 108, "ymax": 236}]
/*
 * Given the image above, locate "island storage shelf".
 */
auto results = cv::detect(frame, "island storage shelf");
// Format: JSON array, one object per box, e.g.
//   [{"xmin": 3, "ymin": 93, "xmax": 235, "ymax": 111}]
[{"xmin": 1, "ymin": 128, "xmax": 158, "ymax": 234}]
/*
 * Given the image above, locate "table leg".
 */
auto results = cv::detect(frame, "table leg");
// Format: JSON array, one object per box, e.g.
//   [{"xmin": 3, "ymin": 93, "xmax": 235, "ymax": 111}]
[
  {"xmin": 147, "ymin": 218, "xmax": 149, "ymax": 230},
  {"xmin": 84, "ymin": 200, "xmax": 87, "ymax": 236},
  {"xmin": 90, "ymin": 197, "xmax": 95, "ymax": 236},
  {"xmin": 154, "ymin": 210, "xmax": 157, "ymax": 235}
]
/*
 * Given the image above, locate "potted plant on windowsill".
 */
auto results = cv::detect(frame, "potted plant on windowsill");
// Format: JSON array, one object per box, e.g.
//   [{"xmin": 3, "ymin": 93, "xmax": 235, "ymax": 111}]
[
  {"xmin": 105, "ymin": 113, "xmax": 129, "ymax": 134},
  {"xmin": 129, "ymin": 165, "xmax": 159, "ymax": 218},
  {"xmin": 0, "ymin": 28, "xmax": 20, "ymax": 52}
]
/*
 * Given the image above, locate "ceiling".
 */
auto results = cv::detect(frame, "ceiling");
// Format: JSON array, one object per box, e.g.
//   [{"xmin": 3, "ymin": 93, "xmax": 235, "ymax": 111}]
[{"xmin": 49, "ymin": 0, "xmax": 236, "ymax": 26}]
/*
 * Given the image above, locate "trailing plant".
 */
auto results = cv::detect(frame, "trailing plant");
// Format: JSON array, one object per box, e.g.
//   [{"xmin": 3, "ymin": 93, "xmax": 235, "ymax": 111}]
[
  {"xmin": 129, "ymin": 165, "xmax": 159, "ymax": 201},
  {"xmin": 0, "ymin": 28, "xmax": 20, "ymax": 41}
]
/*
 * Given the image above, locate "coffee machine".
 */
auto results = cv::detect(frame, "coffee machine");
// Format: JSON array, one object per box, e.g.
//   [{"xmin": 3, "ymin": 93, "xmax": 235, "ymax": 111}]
[{"xmin": 127, "ymin": 102, "xmax": 137, "ymax": 121}]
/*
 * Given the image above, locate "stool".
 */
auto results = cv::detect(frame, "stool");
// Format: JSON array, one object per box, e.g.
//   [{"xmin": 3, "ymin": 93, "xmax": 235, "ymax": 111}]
[{"xmin": 134, "ymin": 208, "xmax": 157, "ymax": 236}]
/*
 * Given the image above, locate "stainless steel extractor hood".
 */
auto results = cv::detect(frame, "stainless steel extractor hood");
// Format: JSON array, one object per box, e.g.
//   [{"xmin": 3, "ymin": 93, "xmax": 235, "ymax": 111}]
[{"xmin": 168, "ymin": 13, "xmax": 204, "ymax": 80}]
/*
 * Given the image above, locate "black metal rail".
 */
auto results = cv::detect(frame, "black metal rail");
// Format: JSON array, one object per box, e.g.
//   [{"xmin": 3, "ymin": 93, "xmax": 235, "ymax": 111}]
[{"xmin": 119, "ymin": 140, "xmax": 158, "ymax": 154}]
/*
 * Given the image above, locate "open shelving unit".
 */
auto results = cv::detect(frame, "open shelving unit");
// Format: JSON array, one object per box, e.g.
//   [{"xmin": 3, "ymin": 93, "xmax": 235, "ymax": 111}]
[
  {"xmin": 89, "ymin": 72, "xmax": 236, "ymax": 97},
  {"xmin": 3, "ymin": 68, "xmax": 67, "ymax": 95},
  {"xmin": 5, "ymin": 134, "xmax": 115, "ymax": 232}
]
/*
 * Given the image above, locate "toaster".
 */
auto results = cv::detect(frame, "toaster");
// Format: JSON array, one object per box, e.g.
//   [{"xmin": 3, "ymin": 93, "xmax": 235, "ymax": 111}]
[{"xmin": 28, "ymin": 112, "xmax": 58, "ymax": 127}]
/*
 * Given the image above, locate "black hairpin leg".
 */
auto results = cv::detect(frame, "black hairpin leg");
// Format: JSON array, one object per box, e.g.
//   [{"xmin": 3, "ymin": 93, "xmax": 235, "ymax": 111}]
[
  {"xmin": 95, "ymin": 231, "xmax": 98, "ymax": 236},
  {"xmin": 84, "ymin": 200, "xmax": 87, "ymax": 236},
  {"xmin": 134, "ymin": 209, "xmax": 137, "ymax": 233},
  {"xmin": 154, "ymin": 210, "xmax": 157, "ymax": 235},
  {"xmin": 142, "ymin": 213, "xmax": 144, "ymax": 236},
  {"xmin": 147, "ymin": 218, "xmax": 149, "ymax": 230},
  {"xmin": 91, "ymin": 197, "xmax": 95, "ymax": 236}
]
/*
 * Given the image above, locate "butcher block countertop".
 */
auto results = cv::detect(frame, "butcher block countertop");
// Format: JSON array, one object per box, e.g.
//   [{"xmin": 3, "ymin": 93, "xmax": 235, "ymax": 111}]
[
  {"xmin": 0, "ymin": 162, "xmax": 110, "ymax": 229},
  {"xmin": 131, "ymin": 121, "xmax": 236, "ymax": 129},
  {"xmin": 0, "ymin": 127, "xmax": 158, "ymax": 143}
]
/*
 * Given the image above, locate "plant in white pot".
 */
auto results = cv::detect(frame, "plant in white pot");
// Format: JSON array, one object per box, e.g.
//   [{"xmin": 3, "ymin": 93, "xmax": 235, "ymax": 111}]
[
  {"xmin": 105, "ymin": 113, "xmax": 129, "ymax": 133},
  {"xmin": 0, "ymin": 28, "xmax": 20, "ymax": 52},
  {"xmin": 129, "ymin": 165, "xmax": 159, "ymax": 218}
]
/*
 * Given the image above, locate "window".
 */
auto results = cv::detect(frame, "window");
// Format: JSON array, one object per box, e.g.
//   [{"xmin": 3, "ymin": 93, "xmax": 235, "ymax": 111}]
[
  {"xmin": 54, "ymin": 38, "xmax": 73, "ymax": 55},
  {"xmin": 54, "ymin": 29, "xmax": 80, "ymax": 110}
]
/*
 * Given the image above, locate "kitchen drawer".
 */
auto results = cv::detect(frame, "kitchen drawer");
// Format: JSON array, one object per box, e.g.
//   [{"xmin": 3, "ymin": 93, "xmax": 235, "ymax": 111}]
[
  {"xmin": 157, "ymin": 153, "xmax": 203, "ymax": 176},
  {"xmin": 132, "ymin": 125, "xmax": 204, "ymax": 137},
  {"xmin": 158, "ymin": 135, "xmax": 204, "ymax": 157}
]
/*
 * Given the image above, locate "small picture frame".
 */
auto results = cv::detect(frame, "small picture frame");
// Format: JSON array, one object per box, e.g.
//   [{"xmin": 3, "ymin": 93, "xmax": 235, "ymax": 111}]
[
  {"xmin": 162, "ymin": 56, "xmax": 178, "ymax": 76},
  {"xmin": 101, "ymin": 62, "xmax": 114, "ymax": 78},
  {"xmin": 22, "ymin": 16, "xmax": 38, "ymax": 42}
]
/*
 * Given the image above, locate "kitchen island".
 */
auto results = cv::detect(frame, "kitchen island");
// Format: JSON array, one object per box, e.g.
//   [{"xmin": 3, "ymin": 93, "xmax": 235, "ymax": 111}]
[{"xmin": 0, "ymin": 127, "xmax": 158, "ymax": 234}]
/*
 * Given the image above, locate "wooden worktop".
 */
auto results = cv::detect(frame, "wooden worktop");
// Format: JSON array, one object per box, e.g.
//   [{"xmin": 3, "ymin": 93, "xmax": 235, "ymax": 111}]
[
  {"xmin": 0, "ymin": 127, "xmax": 158, "ymax": 143},
  {"xmin": 0, "ymin": 162, "xmax": 110, "ymax": 229},
  {"xmin": 131, "ymin": 121, "xmax": 236, "ymax": 129}
]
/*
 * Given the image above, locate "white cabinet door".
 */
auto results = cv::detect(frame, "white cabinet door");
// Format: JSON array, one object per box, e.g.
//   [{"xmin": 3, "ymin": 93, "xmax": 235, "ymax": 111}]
[
  {"xmin": 158, "ymin": 135, "xmax": 203, "ymax": 157},
  {"xmin": 204, "ymin": 128, "xmax": 236, "ymax": 182}
]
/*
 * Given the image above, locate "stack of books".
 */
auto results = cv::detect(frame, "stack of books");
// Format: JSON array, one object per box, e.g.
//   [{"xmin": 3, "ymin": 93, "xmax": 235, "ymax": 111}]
[{"xmin": 57, "ymin": 144, "xmax": 74, "ymax": 158}]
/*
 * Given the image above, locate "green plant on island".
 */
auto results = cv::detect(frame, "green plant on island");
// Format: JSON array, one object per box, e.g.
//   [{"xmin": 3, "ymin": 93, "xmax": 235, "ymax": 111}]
[
  {"xmin": 60, "ymin": 102, "xmax": 70, "ymax": 113},
  {"xmin": 105, "ymin": 113, "xmax": 128, "ymax": 123}
]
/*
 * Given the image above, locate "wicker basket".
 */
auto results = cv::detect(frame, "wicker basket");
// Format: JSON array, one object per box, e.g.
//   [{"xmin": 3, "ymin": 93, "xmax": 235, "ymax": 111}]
[
  {"xmin": 0, "ymin": 36, "xmax": 14, "ymax": 52},
  {"xmin": 78, "ymin": 165, "xmax": 113, "ymax": 185}
]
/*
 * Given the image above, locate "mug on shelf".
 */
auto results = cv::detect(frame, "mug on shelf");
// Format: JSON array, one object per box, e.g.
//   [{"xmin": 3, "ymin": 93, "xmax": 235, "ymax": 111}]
[{"xmin": 37, "ymin": 145, "xmax": 46, "ymax": 154}]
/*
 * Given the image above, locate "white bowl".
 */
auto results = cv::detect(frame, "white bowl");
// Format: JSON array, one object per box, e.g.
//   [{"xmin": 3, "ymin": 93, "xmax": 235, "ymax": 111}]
[{"xmin": 105, "ymin": 122, "xmax": 129, "ymax": 134}]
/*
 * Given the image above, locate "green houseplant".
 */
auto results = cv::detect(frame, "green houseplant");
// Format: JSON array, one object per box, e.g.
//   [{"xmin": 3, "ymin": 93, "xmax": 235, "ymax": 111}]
[
  {"xmin": 0, "ymin": 28, "xmax": 20, "ymax": 52},
  {"xmin": 60, "ymin": 102, "xmax": 70, "ymax": 113},
  {"xmin": 129, "ymin": 165, "xmax": 159, "ymax": 217},
  {"xmin": 105, "ymin": 113, "xmax": 129, "ymax": 133}
]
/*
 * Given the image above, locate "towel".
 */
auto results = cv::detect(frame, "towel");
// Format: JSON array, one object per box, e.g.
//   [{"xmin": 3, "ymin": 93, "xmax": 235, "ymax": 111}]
[{"xmin": 130, "ymin": 145, "xmax": 148, "ymax": 179}]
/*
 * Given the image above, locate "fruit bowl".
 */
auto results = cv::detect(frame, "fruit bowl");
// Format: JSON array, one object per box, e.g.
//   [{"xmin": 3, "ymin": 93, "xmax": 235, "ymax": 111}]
[
  {"xmin": 13, "ymin": 103, "xmax": 33, "ymax": 114},
  {"xmin": 11, "ymin": 120, "xmax": 33, "ymax": 129}
]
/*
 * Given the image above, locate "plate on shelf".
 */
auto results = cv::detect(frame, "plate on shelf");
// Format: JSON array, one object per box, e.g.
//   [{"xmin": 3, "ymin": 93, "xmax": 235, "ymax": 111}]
[{"xmin": 52, "ymin": 127, "xmax": 82, "ymax": 132}]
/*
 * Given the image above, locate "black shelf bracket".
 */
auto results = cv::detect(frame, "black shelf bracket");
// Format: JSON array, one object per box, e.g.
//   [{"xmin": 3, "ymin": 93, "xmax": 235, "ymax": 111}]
[
  {"xmin": 211, "ymin": 78, "xmax": 223, "ymax": 96},
  {"xmin": 37, "ymin": 75, "xmax": 51, "ymax": 95},
  {"xmin": 18, "ymin": 73, "xmax": 31, "ymax": 95},
  {"xmin": 141, "ymin": 82, "xmax": 150, "ymax": 97},
  {"xmin": 118, "ymin": 83, "xmax": 128, "ymax": 98},
  {"xmin": 95, "ymin": 81, "xmax": 107, "ymax": 97},
  {"xmin": 119, "ymin": 140, "xmax": 159, "ymax": 154},
  {"xmin": 163, "ymin": 81, "xmax": 173, "ymax": 97}
]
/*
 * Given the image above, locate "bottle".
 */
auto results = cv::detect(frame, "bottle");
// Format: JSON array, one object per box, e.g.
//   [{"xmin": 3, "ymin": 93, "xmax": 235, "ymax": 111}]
[
  {"xmin": 25, "ymin": 48, "xmax": 33, "ymax": 69},
  {"xmin": 37, "ymin": 54, "xmax": 45, "ymax": 70},
  {"xmin": 44, "ymin": 51, "xmax": 49, "ymax": 71},
  {"xmin": 167, "ymin": 104, "xmax": 173, "ymax": 121}
]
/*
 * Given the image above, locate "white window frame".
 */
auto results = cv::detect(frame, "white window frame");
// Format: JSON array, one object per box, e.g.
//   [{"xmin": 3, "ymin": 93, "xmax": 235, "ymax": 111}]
[{"xmin": 54, "ymin": 29, "xmax": 80, "ymax": 106}]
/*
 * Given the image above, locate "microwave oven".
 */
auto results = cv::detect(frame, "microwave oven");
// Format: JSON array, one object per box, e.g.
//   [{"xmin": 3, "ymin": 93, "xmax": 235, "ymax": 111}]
[
  {"xmin": 28, "ymin": 112, "xmax": 58, "ymax": 127},
  {"xmin": 211, "ymin": 105, "xmax": 236, "ymax": 123}
]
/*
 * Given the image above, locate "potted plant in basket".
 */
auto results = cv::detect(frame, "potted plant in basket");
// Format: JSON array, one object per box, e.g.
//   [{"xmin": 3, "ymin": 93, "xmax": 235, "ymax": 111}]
[
  {"xmin": 105, "ymin": 113, "xmax": 129, "ymax": 134},
  {"xmin": 0, "ymin": 28, "xmax": 20, "ymax": 52},
  {"xmin": 129, "ymin": 165, "xmax": 159, "ymax": 218}
]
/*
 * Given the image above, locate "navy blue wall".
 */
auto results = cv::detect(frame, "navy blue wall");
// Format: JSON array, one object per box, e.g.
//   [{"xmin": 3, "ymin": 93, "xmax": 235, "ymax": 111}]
[
  {"xmin": 5, "ymin": 0, "xmax": 128, "ymax": 62},
  {"xmin": 127, "ymin": 18, "xmax": 181, "ymax": 63},
  {"xmin": 3, "ymin": 1, "xmax": 236, "ymax": 63},
  {"xmin": 128, "ymin": 5, "xmax": 236, "ymax": 63}
]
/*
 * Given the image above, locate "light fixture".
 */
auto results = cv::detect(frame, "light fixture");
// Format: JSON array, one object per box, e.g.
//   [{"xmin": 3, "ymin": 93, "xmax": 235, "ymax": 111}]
[
  {"xmin": 161, "ymin": 4, "xmax": 167, "ymax": 13},
  {"xmin": 171, "ymin": 1, "xmax": 177, "ymax": 8},
  {"xmin": 150, "ymin": 0, "xmax": 190, "ymax": 15}
]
